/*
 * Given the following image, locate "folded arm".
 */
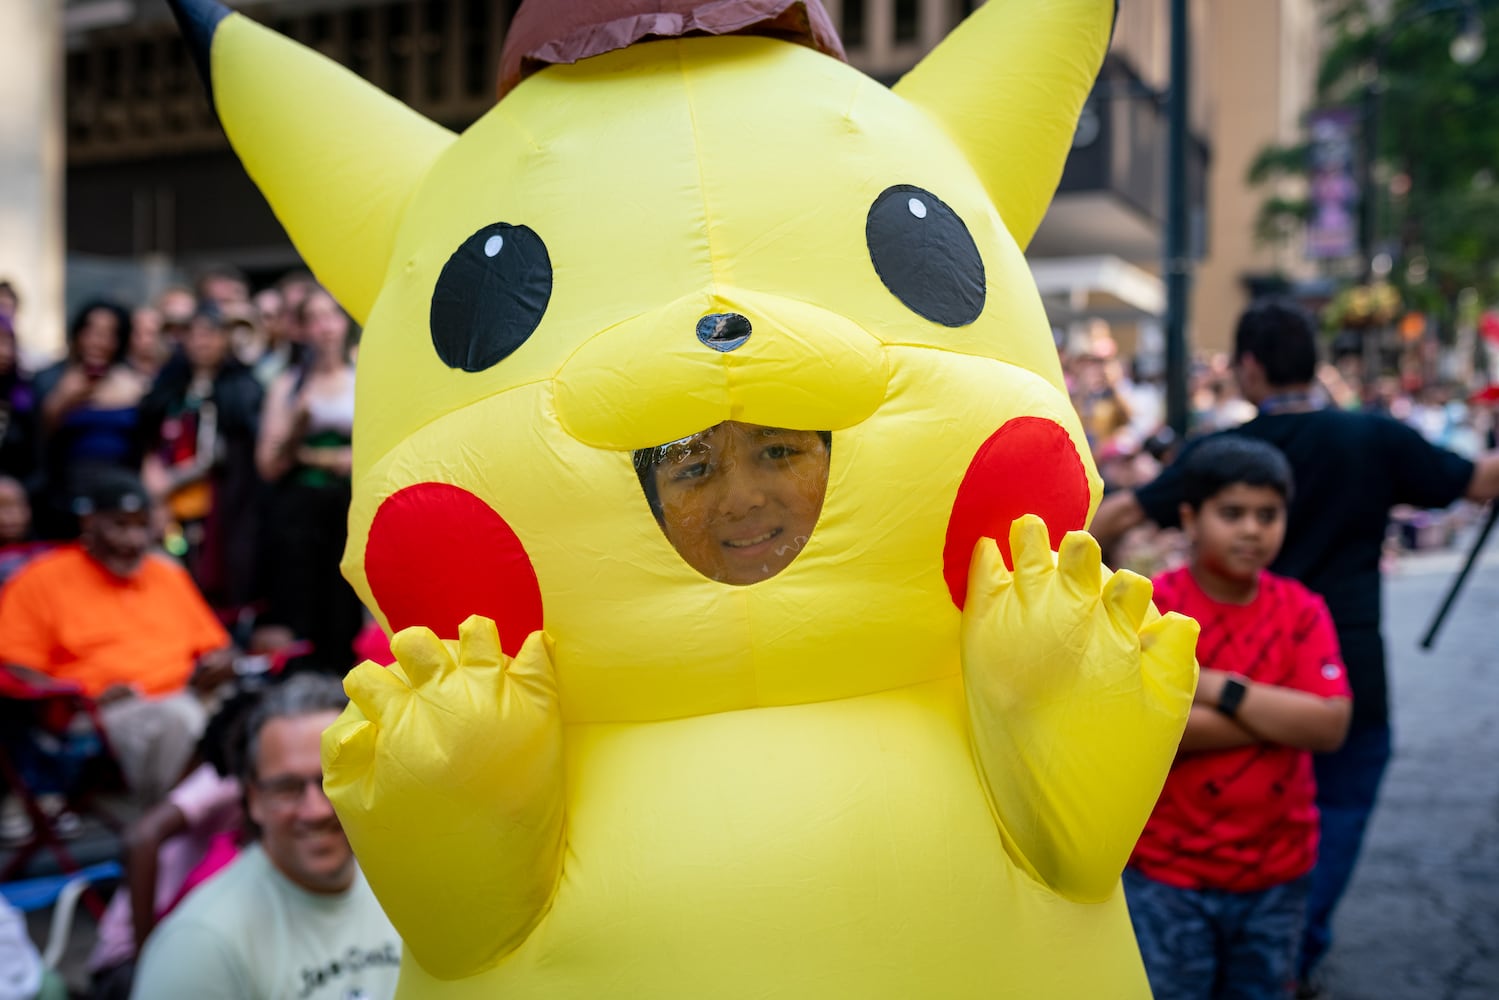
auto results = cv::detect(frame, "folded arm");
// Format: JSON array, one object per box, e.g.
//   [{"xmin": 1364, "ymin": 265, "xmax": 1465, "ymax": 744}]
[{"xmin": 1195, "ymin": 668, "xmax": 1351, "ymax": 754}]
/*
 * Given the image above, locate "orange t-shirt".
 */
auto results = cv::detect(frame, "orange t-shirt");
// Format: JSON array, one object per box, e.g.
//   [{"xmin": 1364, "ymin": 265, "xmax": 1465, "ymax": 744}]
[{"xmin": 0, "ymin": 546, "xmax": 229, "ymax": 698}]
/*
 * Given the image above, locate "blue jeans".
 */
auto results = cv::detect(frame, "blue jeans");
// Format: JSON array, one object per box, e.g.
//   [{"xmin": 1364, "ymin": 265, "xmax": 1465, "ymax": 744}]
[
  {"xmin": 1298, "ymin": 723, "xmax": 1392, "ymax": 980},
  {"xmin": 1124, "ymin": 867, "xmax": 1309, "ymax": 1000}
]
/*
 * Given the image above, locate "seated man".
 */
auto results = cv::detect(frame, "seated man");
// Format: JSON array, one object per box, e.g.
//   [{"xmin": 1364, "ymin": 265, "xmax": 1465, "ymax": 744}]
[
  {"xmin": 0, "ymin": 469, "xmax": 234, "ymax": 806},
  {"xmin": 132, "ymin": 674, "xmax": 401, "ymax": 1000},
  {"xmin": 87, "ymin": 689, "xmax": 260, "ymax": 1000}
]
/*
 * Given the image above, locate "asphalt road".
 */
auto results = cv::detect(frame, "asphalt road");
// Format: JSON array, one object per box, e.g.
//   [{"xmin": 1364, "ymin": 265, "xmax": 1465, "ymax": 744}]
[{"xmin": 1314, "ymin": 546, "xmax": 1499, "ymax": 999}]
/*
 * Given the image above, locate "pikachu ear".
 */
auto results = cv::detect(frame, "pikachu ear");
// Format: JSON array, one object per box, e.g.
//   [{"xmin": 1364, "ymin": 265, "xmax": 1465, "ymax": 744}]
[
  {"xmin": 167, "ymin": 0, "xmax": 456, "ymax": 323},
  {"xmin": 894, "ymin": 0, "xmax": 1114, "ymax": 250}
]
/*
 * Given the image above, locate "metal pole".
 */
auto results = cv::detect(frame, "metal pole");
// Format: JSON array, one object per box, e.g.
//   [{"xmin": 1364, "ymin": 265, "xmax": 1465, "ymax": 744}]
[
  {"xmin": 1164, "ymin": 0, "xmax": 1191, "ymax": 439},
  {"xmin": 1419, "ymin": 502, "xmax": 1499, "ymax": 649}
]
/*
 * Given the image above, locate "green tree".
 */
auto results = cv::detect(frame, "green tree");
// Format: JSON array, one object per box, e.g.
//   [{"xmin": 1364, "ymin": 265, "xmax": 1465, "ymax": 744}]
[{"xmin": 1251, "ymin": 0, "xmax": 1499, "ymax": 310}]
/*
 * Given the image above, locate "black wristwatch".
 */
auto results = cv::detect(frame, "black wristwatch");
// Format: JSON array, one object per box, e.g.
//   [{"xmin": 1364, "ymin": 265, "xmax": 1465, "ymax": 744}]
[{"xmin": 1216, "ymin": 676, "xmax": 1249, "ymax": 718}]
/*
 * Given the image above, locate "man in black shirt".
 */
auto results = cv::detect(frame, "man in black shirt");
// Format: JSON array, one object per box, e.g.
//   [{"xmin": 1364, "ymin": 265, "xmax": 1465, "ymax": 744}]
[{"xmin": 1091, "ymin": 299, "xmax": 1499, "ymax": 988}]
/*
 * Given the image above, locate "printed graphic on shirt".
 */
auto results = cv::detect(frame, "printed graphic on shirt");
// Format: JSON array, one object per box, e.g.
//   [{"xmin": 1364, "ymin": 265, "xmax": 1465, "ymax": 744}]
[{"xmin": 296, "ymin": 942, "xmax": 401, "ymax": 999}]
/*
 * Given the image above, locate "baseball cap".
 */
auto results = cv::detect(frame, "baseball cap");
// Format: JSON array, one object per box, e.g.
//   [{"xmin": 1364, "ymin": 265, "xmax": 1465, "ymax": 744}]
[{"xmin": 73, "ymin": 468, "xmax": 150, "ymax": 516}]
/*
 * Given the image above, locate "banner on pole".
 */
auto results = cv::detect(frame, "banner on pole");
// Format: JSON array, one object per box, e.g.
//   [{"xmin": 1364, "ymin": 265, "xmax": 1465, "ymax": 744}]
[{"xmin": 1306, "ymin": 108, "xmax": 1360, "ymax": 260}]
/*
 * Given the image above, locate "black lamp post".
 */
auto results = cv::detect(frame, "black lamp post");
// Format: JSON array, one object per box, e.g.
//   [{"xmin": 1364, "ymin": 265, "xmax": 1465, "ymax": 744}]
[{"xmin": 1163, "ymin": 0, "xmax": 1191, "ymax": 439}]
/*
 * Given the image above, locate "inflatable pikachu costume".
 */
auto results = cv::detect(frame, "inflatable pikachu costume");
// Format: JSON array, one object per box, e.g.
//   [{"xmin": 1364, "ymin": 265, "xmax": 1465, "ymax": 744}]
[{"xmin": 169, "ymin": 0, "xmax": 1198, "ymax": 995}]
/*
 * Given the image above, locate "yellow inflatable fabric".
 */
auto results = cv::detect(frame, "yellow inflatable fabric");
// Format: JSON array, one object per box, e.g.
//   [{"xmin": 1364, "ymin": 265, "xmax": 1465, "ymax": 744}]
[{"xmin": 170, "ymin": 0, "xmax": 1199, "ymax": 995}]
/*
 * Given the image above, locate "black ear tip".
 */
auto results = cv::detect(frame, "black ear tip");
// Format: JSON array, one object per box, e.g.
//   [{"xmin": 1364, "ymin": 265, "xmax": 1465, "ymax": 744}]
[{"xmin": 166, "ymin": 0, "xmax": 233, "ymax": 99}]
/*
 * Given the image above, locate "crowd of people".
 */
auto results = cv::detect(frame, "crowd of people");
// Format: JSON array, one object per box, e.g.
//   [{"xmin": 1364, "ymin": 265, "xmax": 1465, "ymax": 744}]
[
  {"xmin": 1062, "ymin": 316, "xmax": 1499, "ymax": 580},
  {"xmin": 0, "ymin": 269, "xmax": 368, "ymax": 669},
  {"xmin": 0, "ymin": 269, "xmax": 396, "ymax": 999}
]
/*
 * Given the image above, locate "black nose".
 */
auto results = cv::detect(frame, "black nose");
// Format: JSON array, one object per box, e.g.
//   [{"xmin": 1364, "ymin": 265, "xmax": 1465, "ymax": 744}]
[{"xmin": 696, "ymin": 312, "xmax": 752, "ymax": 352}]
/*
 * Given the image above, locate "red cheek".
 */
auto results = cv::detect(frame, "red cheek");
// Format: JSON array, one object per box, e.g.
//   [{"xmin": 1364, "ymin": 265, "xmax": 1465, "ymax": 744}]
[
  {"xmin": 364, "ymin": 483, "xmax": 543, "ymax": 656},
  {"xmin": 942, "ymin": 417, "xmax": 1092, "ymax": 609}
]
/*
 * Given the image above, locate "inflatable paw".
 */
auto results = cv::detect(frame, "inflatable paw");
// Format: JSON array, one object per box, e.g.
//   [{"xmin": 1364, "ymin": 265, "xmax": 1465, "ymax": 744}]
[
  {"xmin": 323, "ymin": 617, "xmax": 562, "ymax": 978},
  {"xmin": 962, "ymin": 517, "xmax": 1199, "ymax": 902},
  {"xmin": 170, "ymin": 0, "xmax": 1197, "ymax": 995}
]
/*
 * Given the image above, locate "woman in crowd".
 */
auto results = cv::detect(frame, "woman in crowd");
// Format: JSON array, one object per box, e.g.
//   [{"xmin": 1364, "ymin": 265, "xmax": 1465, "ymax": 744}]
[
  {"xmin": 127, "ymin": 306, "xmax": 170, "ymax": 382},
  {"xmin": 32, "ymin": 300, "xmax": 150, "ymax": 538},
  {"xmin": 255, "ymin": 286, "xmax": 363, "ymax": 672},
  {"xmin": 139, "ymin": 304, "xmax": 265, "ymax": 614}
]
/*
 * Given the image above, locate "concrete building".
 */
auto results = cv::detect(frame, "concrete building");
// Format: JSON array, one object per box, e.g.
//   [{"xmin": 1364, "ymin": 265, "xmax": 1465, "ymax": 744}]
[
  {"xmin": 1031, "ymin": 0, "xmax": 1329, "ymax": 360},
  {"xmin": 0, "ymin": 1, "xmax": 66, "ymax": 361},
  {"xmin": 28, "ymin": 0, "xmax": 1322, "ymax": 368},
  {"xmin": 1192, "ymin": 0, "xmax": 1326, "ymax": 353}
]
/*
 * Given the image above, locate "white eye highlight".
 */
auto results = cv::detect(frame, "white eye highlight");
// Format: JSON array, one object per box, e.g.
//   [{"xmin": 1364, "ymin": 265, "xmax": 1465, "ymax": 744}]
[
  {"xmin": 907, "ymin": 197, "xmax": 928, "ymax": 219},
  {"xmin": 484, "ymin": 235, "xmax": 505, "ymax": 257}
]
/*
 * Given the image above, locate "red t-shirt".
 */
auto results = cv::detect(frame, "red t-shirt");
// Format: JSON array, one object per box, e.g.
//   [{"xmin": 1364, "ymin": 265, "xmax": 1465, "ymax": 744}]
[{"xmin": 1131, "ymin": 566, "xmax": 1351, "ymax": 891}]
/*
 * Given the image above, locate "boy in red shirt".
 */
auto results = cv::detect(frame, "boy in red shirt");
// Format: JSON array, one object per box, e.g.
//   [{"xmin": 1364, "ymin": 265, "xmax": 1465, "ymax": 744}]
[{"xmin": 1125, "ymin": 436, "xmax": 1351, "ymax": 999}]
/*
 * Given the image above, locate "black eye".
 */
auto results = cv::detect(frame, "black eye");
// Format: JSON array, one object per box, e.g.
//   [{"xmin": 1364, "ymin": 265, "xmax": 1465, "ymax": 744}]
[
  {"xmin": 430, "ymin": 223, "xmax": 552, "ymax": 372},
  {"xmin": 866, "ymin": 185, "xmax": 984, "ymax": 327}
]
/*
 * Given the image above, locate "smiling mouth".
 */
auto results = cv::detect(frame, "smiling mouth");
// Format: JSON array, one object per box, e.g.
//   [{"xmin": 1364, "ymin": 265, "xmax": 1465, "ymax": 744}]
[
  {"xmin": 297, "ymin": 827, "xmax": 348, "ymax": 848},
  {"xmin": 724, "ymin": 528, "xmax": 781, "ymax": 549}
]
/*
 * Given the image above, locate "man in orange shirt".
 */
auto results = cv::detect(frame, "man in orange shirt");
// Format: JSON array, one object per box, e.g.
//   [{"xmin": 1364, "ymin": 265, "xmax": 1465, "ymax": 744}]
[{"xmin": 0, "ymin": 470, "xmax": 235, "ymax": 804}]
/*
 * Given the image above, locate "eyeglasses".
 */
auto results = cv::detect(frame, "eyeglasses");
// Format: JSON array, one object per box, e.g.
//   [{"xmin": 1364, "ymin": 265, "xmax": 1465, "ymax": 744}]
[{"xmin": 253, "ymin": 773, "xmax": 328, "ymax": 808}]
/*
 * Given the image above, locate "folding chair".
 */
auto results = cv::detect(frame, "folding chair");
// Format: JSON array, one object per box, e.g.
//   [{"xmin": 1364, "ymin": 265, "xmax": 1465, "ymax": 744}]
[
  {"xmin": 0, "ymin": 859, "xmax": 123, "ymax": 970},
  {"xmin": 0, "ymin": 667, "xmax": 127, "ymax": 919}
]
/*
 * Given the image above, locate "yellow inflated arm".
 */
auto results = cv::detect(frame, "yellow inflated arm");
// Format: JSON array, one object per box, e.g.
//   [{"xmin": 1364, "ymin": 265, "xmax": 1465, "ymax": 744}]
[
  {"xmin": 894, "ymin": 0, "xmax": 1114, "ymax": 249},
  {"xmin": 961, "ymin": 517, "xmax": 1197, "ymax": 901},
  {"xmin": 322, "ymin": 618, "xmax": 565, "ymax": 979}
]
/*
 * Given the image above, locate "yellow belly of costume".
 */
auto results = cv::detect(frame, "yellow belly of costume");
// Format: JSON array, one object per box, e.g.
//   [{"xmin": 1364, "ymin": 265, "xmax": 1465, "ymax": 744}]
[{"xmin": 393, "ymin": 677, "xmax": 1148, "ymax": 998}]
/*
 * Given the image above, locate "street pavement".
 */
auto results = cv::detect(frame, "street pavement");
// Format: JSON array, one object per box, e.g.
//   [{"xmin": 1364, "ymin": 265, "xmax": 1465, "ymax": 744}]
[{"xmin": 1314, "ymin": 545, "xmax": 1499, "ymax": 1000}]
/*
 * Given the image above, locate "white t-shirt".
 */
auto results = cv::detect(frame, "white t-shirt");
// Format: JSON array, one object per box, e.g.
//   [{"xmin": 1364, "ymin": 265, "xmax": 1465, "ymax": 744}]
[{"xmin": 132, "ymin": 845, "xmax": 400, "ymax": 1000}]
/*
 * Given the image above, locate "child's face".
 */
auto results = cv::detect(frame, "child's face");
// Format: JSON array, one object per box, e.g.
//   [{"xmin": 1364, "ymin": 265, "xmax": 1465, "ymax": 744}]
[
  {"xmin": 1180, "ymin": 483, "xmax": 1286, "ymax": 583},
  {"xmin": 650, "ymin": 421, "xmax": 830, "ymax": 585}
]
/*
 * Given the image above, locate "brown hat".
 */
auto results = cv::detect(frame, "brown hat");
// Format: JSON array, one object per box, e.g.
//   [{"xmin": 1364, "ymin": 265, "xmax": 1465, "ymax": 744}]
[{"xmin": 499, "ymin": 0, "xmax": 846, "ymax": 98}]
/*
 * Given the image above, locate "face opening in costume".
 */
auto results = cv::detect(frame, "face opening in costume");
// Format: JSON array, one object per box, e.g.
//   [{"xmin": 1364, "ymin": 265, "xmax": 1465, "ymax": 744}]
[{"xmin": 634, "ymin": 421, "xmax": 830, "ymax": 585}]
